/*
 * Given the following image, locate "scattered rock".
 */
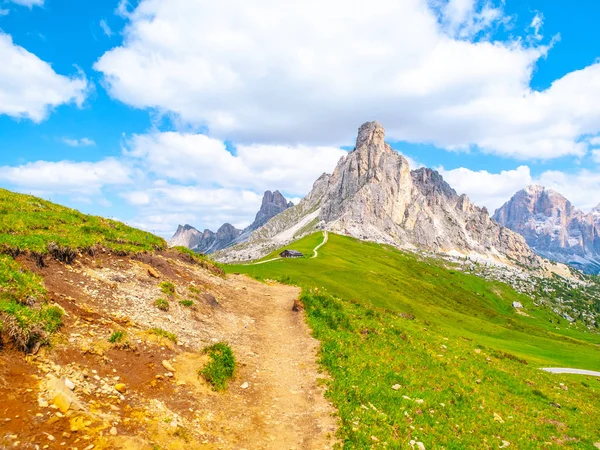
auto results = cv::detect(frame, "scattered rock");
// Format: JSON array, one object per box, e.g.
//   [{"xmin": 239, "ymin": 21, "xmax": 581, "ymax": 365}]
[
  {"xmin": 148, "ymin": 267, "xmax": 160, "ymax": 278},
  {"xmin": 53, "ymin": 392, "xmax": 72, "ymax": 413},
  {"xmin": 474, "ymin": 349, "xmax": 481, "ymax": 354},
  {"xmin": 500, "ymin": 440, "xmax": 510, "ymax": 448},
  {"xmin": 593, "ymin": 443, "xmax": 600, "ymax": 449},
  {"xmin": 110, "ymin": 427, "xmax": 118, "ymax": 436},
  {"xmin": 241, "ymin": 382, "xmax": 249, "ymax": 389},
  {"xmin": 63, "ymin": 377, "xmax": 75, "ymax": 391},
  {"xmin": 493, "ymin": 412, "xmax": 504, "ymax": 423},
  {"xmin": 114, "ymin": 383, "xmax": 127, "ymax": 394},
  {"xmin": 391, "ymin": 384, "xmax": 401, "ymax": 391},
  {"xmin": 370, "ymin": 436, "xmax": 379, "ymax": 442},
  {"xmin": 162, "ymin": 360, "xmax": 176, "ymax": 372}
]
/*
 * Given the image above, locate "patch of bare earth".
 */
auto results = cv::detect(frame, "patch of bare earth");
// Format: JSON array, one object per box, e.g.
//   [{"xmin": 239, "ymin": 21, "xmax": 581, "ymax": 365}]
[{"xmin": 0, "ymin": 250, "xmax": 337, "ymax": 449}]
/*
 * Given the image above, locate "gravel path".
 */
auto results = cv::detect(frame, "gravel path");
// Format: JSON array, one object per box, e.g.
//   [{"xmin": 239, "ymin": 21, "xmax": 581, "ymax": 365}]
[{"xmin": 542, "ymin": 368, "xmax": 600, "ymax": 376}]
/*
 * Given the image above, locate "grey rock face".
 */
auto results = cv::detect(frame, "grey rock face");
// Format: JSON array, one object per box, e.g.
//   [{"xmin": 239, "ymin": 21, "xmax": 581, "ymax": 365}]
[
  {"xmin": 168, "ymin": 224, "xmax": 203, "ymax": 249},
  {"xmin": 218, "ymin": 121, "xmax": 539, "ymax": 266},
  {"xmin": 169, "ymin": 190, "xmax": 293, "ymax": 254},
  {"xmin": 494, "ymin": 186, "xmax": 600, "ymax": 274},
  {"xmin": 247, "ymin": 190, "xmax": 294, "ymax": 232}
]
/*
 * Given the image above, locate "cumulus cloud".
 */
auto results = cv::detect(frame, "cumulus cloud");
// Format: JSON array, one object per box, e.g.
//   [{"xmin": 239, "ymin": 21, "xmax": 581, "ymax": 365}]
[
  {"xmin": 0, "ymin": 159, "xmax": 131, "ymax": 197},
  {"xmin": 124, "ymin": 132, "xmax": 346, "ymax": 196},
  {"xmin": 121, "ymin": 185, "xmax": 264, "ymax": 235},
  {"xmin": 0, "ymin": 33, "xmax": 88, "ymax": 122},
  {"xmin": 94, "ymin": 0, "xmax": 598, "ymax": 160},
  {"xmin": 438, "ymin": 165, "xmax": 532, "ymax": 212},
  {"xmin": 439, "ymin": 165, "xmax": 600, "ymax": 213},
  {"xmin": 62, "ymin": 137, "xmax": 96, "ymax": 147}
]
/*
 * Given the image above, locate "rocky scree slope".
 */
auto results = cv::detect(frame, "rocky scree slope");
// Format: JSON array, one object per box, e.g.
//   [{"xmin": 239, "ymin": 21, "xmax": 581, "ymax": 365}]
[
  {"xmin": 494, "ymin": 185, "xmax": 600, "ymax": 274},
  {"xmin": 170, "ymin": 190, "xmax": 293, "ymax": 254},
  {"xmin": 217, "ymin": 121, "xmax": 540, "ymax": 267}
]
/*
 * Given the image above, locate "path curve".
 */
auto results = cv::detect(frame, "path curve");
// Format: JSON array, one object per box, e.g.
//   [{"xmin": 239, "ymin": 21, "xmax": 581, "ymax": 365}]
[
  {"xmin": 542, "ymin": 368, "xmax": 600, "ymax": 376},
  {"xmin": 312, "ymin": 231, "xmax": 328, "ymax": 258}
]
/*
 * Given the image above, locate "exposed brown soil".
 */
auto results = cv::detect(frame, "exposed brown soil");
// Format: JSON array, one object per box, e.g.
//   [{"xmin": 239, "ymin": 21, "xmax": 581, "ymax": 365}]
[{"xmin": 0, "ymin": 250, "xmax": 337, "ymax": 449}]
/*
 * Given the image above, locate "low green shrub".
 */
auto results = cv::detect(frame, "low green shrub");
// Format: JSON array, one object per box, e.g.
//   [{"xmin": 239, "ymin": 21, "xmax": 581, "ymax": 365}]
[{"xmin": 200, "ymin": 342, "xmax": 236, "ymax": 391}]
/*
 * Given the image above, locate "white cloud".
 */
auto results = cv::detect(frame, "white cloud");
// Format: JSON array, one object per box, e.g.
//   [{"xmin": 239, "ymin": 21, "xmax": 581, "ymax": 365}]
[
  {"xmin": 8, "ymin": 0, "xmax": 43, "ymax": 7},
  {"xmin": 62, "ymin": 137, "xmax": 96, "ymax": 147},
  {"xmin": 529, "ymin": 12, "xmax": 544, "ymax": 41},
  {"xmin": 536, "ymin": 170, "xmax": 600, "ymax": 211},
  {"xmin": 438, "ymin": 165, "xmax": 532, "ymax": 212},
  {"xmin": 0, "ymin": 32, "xmax": 88, "ymax": 122},
  {"xmin": 115, "ymin": 0, "xmax": 130, "ymax": 18},
  {"xmin": 122, "ymin": 185, "xmax": 264, "ymax": 235},
  {"xmin": 0, "ymin": 9, "xmax": 9, "ymax": 15},
  {"xmin": 0, "ymin": 159, "xmax": 131, "ymax": 197},
  {"xmin": 100, "ymin": 19, "xmax": 113, "ymax": 38},
  {"xmin": 593, "ymin": 150, "xmax": 600, "ymax": 163},
  {"xmin": 439, "ymin": 165, "xmax": 600, "ymax": 213},
  {"xmin": 94, "ymin": 0, "xmax": 598, "ymax": 160},
  {"xmin": 124, "ymin": 132, "xmax": 346, "ymax": 196}
]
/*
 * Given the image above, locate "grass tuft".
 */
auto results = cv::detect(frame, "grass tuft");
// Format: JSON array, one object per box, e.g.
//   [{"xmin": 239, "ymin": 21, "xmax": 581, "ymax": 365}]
[
  {"xmin": 155, "ymin": 298, "xmax": 169, "ymax": 311},
  {"xmin": 149, "ymin": 327, "xmax": 177, "ymax": 343},
  {"xmin": 159, "ymin": 281, "xmax": 176, "ymax": 296},
  {"xmin": 199, "ymin": 342, "xmax": 235, "ymax": 391},
  {"xmin": 108, "ymin": 330, "xmax": 126, "ymax": 344},
  {"xmin": 179, "ymin": 299, "xmax": 194, "ymax": 307}
]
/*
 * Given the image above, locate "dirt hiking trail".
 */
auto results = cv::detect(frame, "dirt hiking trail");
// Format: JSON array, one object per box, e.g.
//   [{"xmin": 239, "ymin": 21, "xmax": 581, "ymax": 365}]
[{"xmin": 193, "ymin": 275, "xmax": 338, "ymax": 449}]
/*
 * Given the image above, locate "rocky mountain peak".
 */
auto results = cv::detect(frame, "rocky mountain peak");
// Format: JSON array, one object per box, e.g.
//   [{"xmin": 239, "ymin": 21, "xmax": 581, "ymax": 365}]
[
  {"xmin": 355, "ymin": 121, "xmax": 387, "ymax": 150},
  {"xmin": 169, "ymin": 189, "xmax": 293, "ymax": 254},
  {"xmin": 248, "ymin": 190, "xmax": 294, "ymax": 232},
  {"xmin": 494, "ymin": 186, "xmax": 600, "ymax": 274}
]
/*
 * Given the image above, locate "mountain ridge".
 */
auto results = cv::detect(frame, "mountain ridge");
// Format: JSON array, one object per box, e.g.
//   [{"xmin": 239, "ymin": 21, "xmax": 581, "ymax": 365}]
[
  {"xmin": 216, "ymin": 121, "xmax": 540, "ymax": 267},
  {"xmin": 169, "ymin": 190, "xmax": 294, "ymax": 253},
  {"xmin": 494, "ymin": 185, "xmax": 600, "ymax": 274}
]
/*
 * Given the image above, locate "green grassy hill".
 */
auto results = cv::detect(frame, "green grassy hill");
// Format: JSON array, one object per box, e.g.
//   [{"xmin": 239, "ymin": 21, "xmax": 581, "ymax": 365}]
[
  {"xmin": 228, "ymin": 232, "xmax": 600, "ymax": 448},
  {"xmin": 0, "ymin": 189, "xmax": 166, "ymax": 351}
]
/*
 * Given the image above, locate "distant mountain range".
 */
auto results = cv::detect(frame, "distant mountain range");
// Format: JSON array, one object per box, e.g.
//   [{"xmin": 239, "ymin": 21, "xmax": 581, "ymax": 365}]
[
  {"xmin": 494, "ymin": 186, "xmax": 600, "ymax": 274},
  {"xmin": 169, "ymin": 190, "xmax": 293, "ymax": 253},
  {"xmin": 215, "ymin": 121, "xmax": 540, "ymax": 267},
  {"xmin": 171, "ymin": 121, "xmax": 599, "ymax": 275}
]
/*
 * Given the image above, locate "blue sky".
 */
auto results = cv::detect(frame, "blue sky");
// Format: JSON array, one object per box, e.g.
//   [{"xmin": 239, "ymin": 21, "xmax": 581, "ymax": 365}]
[{"xmin": 1, "ymin": 0, "xmax": 600, "ymax": 237}]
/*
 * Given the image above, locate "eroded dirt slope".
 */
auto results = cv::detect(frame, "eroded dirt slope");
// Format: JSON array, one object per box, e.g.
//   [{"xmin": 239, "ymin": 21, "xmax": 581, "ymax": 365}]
[{"xmin": 0, "ymin": 250, "xmax": 337, "ymax": 449}]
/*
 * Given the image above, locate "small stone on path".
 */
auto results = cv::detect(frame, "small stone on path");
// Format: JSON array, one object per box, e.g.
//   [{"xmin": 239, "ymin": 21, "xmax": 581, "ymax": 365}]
[{"xmin": 241, "ymin": 382, "xmax": 249, "ymax": 389}]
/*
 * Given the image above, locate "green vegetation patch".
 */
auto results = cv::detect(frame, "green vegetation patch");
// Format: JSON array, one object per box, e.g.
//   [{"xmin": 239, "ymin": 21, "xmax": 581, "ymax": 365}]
[
  {"xmin": 301, "ymin": 289, "xmax": 600, "ymax": 448},
  {"xmin": 109, "ymin": 330, "xmax": 126, "ymax": 344},
  {"xmin": 155, "ymin": 298, "xmax": 169, "ymax": 311},
  {"xmin": 200, "ymin": 342, "xmax": 236, "ymax": 391},
  {"xmin": 0, "ymin": 255, "xmax": 62, "ymax": 351},
  {"xmin": 0, "ymin": 188, "xmax": 165, "ymax": 256},
  {"xmin": 159, "ymin": 281, "xmax": 176, "ymax": 296},
  {"xmin": 179, "ymin": 300, "xmax": 194, "ymax": 307}
]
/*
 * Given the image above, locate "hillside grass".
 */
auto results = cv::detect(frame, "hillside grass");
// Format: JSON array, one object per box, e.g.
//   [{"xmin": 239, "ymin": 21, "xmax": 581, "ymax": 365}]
[
  {"xmin": 227, "ymin": 232, "xmax": 600, "ymax": 447},
  {"xmin": 0, "ymin": 188, "xmax": 165, "ymax": 256},
  {"xmin": 0, "ymin": 188, "xmax": 166, "ymax": 351}
]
